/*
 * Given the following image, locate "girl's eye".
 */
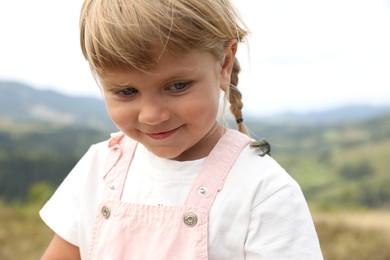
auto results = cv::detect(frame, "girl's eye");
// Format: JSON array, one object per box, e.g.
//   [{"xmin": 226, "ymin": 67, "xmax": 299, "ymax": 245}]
[
  {"xmin": 167, "ymin": 81, "xmax": 191, "ymax": 92},
  {"xmin": 116, "ymin": 88, "xmax": 138, "ymax": 96}
]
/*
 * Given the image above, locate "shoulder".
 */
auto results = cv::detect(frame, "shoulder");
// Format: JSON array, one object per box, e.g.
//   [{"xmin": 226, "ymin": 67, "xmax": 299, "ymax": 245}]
[
  {"xmin": 235, "ymin": 144, "xmax": 294, "ymax": 185},
  {"xmin": 51, "ymin": 132, "xmax": 133, "ymax": 183},
  {"xmin": 225, "ymin": 143, "xmax": 298, "ymax": 204}
]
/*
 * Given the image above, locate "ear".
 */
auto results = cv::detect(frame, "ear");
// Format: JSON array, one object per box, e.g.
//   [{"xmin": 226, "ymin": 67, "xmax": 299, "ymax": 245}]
[{"xmin": 220, "ymin": 39, "xmax": 238, "ymax": 90}]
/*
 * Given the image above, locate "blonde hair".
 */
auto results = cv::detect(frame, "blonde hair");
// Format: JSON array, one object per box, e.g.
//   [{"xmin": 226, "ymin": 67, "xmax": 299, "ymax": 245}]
[{"xmin": 80, "ymin": 0, "xmax": 249, "ymax": 134}]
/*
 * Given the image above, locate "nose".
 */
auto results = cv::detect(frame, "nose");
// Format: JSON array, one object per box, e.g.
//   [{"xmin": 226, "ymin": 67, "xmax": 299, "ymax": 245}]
[{"xmin": 138, "ymin": 96, "xmax": 170, "ymax": 125}]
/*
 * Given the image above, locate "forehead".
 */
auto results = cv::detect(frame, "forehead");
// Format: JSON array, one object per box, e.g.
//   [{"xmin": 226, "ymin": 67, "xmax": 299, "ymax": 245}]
[{"xmin": 99, "ymin": 51, "xmax": 220, "ymax": 83}]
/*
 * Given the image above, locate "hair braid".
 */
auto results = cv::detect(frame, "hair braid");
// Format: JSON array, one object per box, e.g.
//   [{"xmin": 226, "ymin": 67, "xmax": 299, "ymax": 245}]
[{"xmin": 229, "ymin": 58, "xmax": 249, "ymax": 135}]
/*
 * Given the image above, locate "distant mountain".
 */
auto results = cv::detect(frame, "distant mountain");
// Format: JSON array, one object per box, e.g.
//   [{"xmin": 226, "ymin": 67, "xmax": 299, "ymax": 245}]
[
  {"xmin": 0, "ymin": 81, "xmax": 114, "ymax": 129},
  {"xmin": 252, "ymin": 105, "xmax": 390, "ymax": 125},
  {"xmin": 1, "ymin": 80, "xmax": 389, "ymax": 128}
]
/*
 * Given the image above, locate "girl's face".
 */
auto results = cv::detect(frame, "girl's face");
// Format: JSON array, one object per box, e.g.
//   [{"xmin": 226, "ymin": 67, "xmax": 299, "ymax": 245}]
[{"xmin": 100, "ymin": 49, "xmax": 235, "ymax": 161}]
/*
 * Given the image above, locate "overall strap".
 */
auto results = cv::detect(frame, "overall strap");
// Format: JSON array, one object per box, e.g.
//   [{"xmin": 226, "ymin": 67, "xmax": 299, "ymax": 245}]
[
  {"xmin": 102, "ymin": 133, "xmax": 138, "ymax": 201},
  {"xmin": 184, "ymin": 129, "xmax": 252, "ymax": 211}
]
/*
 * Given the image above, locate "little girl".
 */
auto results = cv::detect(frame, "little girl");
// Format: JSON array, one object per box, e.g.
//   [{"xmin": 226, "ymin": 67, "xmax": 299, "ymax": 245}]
[{"xmin": 40, "ymin": 0, "xmax": 323, "ymax": 259}]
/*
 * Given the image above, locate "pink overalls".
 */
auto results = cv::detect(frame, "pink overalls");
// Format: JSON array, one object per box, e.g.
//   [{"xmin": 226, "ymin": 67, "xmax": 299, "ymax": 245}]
[{"xmin": 88, "ymin": 130, "xmax": 252, "ymax": 259}]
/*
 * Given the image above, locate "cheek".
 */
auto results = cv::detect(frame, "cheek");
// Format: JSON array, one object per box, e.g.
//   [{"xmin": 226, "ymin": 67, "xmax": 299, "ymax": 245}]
[
  {"xmin": 180, "ymin": 91, "xmax": 220, "ymax": 122},
  {"xmin": 105, "ymin": 101, "xmax": 136, "ymax": 127}
]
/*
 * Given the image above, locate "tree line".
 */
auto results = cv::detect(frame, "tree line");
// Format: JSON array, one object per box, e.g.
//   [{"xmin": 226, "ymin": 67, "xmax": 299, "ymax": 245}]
[{"xmin": 1, "ymin": 114, "xmax": 390, "ymax": 208}]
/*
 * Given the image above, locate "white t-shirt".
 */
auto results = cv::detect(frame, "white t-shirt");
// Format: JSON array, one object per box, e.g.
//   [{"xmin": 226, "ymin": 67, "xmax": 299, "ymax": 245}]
[
  {"xmin": 40, "ymin": 136, "xmax": 323, "ymax": 259},
  {"xmin": 122, "ymin": 144, "xmax": 204, "ymax": 206}
]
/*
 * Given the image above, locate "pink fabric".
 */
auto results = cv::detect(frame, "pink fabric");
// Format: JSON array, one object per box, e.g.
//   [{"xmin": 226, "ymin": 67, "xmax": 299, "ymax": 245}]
[{"xmin": 88, "ymin": 130, "xmax": 251, "ymax": 259}]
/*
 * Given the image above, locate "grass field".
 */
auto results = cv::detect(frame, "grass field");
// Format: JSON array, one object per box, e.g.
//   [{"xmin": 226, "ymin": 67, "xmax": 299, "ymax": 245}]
[
  {"xmin": 313, "ymin": 209, "xmax": 390, "ymax": 260},
  {"xmin": 1, "ymin": 203, "xmax": 389, "ymax": 260},
  {"xmin": 0, "ymin": 204, "xmax": 53, "ymax": 259}
]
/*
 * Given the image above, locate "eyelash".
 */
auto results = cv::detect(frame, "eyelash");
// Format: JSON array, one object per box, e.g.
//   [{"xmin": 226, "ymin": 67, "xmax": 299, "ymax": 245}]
[
  {"xmin": 111, "ymin": 81, "xmax": 191, "ymax": 99},
  {"xmin": 115, "ymin": 88, "xmax": 138, "ymax": 96},
  {"xmin": 167, "ymin": 81, "xmax": 191, "ymax": 92}
]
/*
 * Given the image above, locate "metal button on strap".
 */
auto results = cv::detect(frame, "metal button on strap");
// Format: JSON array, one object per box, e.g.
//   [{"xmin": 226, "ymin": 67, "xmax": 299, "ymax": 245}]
[
  {"xmin": 183, "ymin": 212, "xmax": 198, "ymax": 227},
  {"xmin": 198, "ymin": 186, "xmax": 207, "ymax": 195},
  {"xmin": 101, "ymin": 206, "xmax": 111, "ymax": 219}
]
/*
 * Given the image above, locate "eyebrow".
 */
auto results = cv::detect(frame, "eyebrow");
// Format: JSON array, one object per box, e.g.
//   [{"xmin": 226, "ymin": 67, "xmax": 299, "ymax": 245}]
[{"xmin": 104, "ymin": 66, "xmax": 202, "ymax": 87}]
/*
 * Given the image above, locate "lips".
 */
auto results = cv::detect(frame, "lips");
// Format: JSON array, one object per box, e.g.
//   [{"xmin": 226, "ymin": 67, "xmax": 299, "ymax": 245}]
[{"xmin": 145, "ymin": 127, "xmax": 180, "ymax": 140}]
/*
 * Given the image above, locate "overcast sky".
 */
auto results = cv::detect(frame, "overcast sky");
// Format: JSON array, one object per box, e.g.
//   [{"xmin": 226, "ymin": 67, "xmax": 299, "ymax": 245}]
[{"xmin": 1, "ymin": 0, "xmax": 389, "ymax": 115}]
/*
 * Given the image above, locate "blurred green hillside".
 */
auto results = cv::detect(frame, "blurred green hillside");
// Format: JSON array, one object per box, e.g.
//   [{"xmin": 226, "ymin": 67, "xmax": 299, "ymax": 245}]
[
  {"xmin": 1, "ymin": 112, "xmax": 389, "ymax": 209},
  {"xmin": 246, "ymin": 113, "xmax": 390, "ymax": 209}
]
